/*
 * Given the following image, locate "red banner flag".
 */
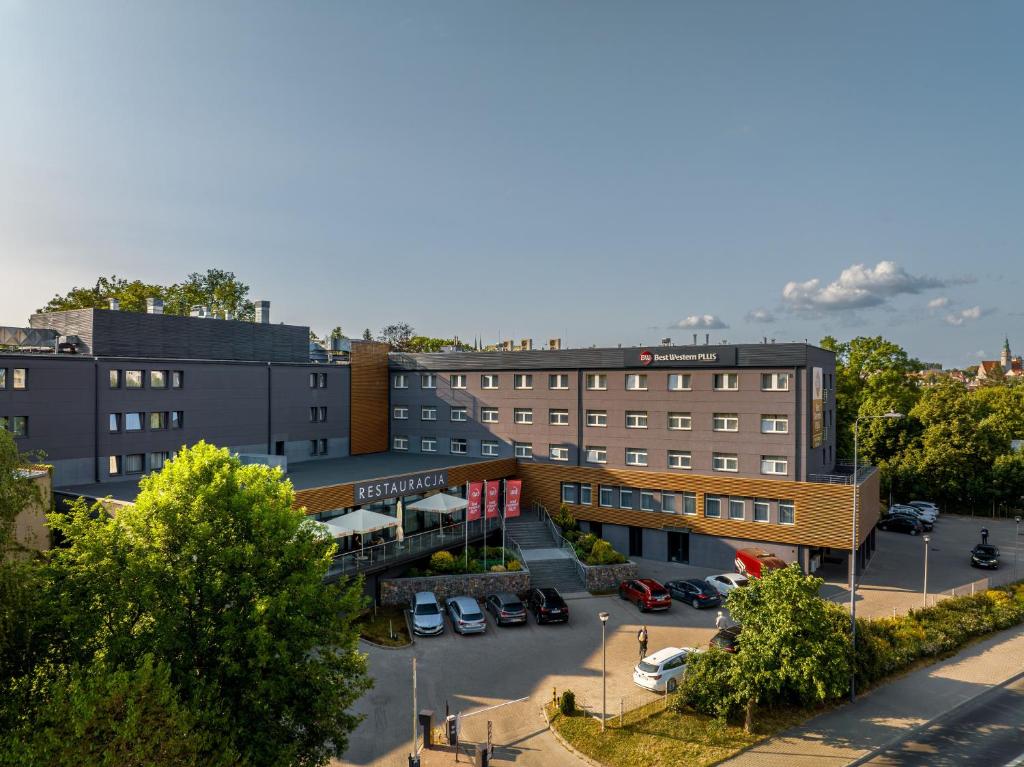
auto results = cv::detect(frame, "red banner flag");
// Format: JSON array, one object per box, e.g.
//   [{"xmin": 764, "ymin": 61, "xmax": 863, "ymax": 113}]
[
  {"xmin": 466, "ymin": 482, "xmax": 483, "ymax": 522},
  {"xmin": 485, "ymin": 481, "xmax": 500, "ymax": 519},
  {"xmin": 504, "ymin": 480, "xmax": 522, "ymax": 518}
]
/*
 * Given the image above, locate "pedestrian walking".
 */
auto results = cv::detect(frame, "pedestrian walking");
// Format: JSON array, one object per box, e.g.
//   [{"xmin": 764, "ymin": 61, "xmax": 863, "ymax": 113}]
[
  {"xmin": 715, "ymin": 610, "xmax": 727, "ymax": 630},
  {"xmin": 637, "ymin": 625, "xmax": 648, "ymax": 660}
]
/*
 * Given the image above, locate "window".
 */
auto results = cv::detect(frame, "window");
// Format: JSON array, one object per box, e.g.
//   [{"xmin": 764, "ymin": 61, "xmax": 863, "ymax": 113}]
[
  {"xmin": 761, "ymin": 456, "xmax": 789, "ymax": 475},
  {"xmin": 713, "ymin": 453, "xmax": 739, "ymax": 472},
  {"xmin": 170, "ymin": 411, "xmax": 183, "ymax": 429},
  {"xmin": 125, "ymin": 370, "xmax": 143, "ymax": 389},
  {"xmin": 585, "ymin": 446, "xmax": 607, "ymax": 464},
  {"xmin": 421, "ymin": 437, "xmax": 437, "ymax": 452},
  {"xmin": 0, "ymin": 369, "xmax": 5, "ymax": 389},
  {"xmin": 626, "ymin": 373, "xmax": 648, "ymax": 390},
  {"xmin": 318, "ymin": 373, "xmax": 327, "ymax": 388},
  {"xmin": 662, "ymin": 493, "xmax": 677, "ymax": 513},
  {"xmin": 549, "ymin": 445, "xmax": 569, "ymax": 461},
  {"xmin": 421, "ymin": 406, "xmax": 437, "ymax": 421},
  {"xmin": 682, "ymin": 492, "xmax": 697, "ymax": 516},
  {"xmin": 108, "ymin": 369, "xmax": 120, "ymax": 389},
  {"xmin": 149, "ymin": 411, "xmax": 167, "ymax": 430},
  {"xmin": 668, "ymin": 373, "xmax": 691, "ymax": 391},
  {"xmin": 171, "ymin": 371, "xmax": 184, "ymax": 388},
  {"xmin": 450, "ymin": 407, "xmax": 468, "ymax": 422},
  {"xmin": 310, "ymin": 439, "xmax": 320, "ymax": 456},
  {"xmin": 729, "ymin": 498, "xmax": 745, "ymax": 520},
  {"xmin": 626, "ymin": 411, "xmax": 648, "ymax": 428},
  {"xmin": 586, "ymin": 373, "xmax": 607, "ymax": 390},
  {"xmin": 761, "ymin": 372, "xmax": 791, "ymax": 391},
  {"xmin": 625, "ymin": 447, "xmax": 648, "ymax": 466},
  {"xmin": 761, "ymin": 414, "xmax": 789, "ymax": 434},
  {"xmin": 108, "ymin": 455, "xmax": 122, "ymax": 476},
  {"xmin": 122, "ymin": 454, "xmax": 143, "ymax": 474},
  {"xmin": 754, "ymin": 499, "xmax": 770, "ymax": 523},
  {"xmin": 599, "ymin": 485, "xmax": 614, "ymax": 507},
  {"xmin": 705, "ymin": 496, "xmax": 722, "ymax": 518},
  {"xmin": 11, "ymin": 416, "xmax": 27, "ymax": 438},
  {"xmin": 393, "ymin": 436, "xmax": 408, "ymax": 450},
  {"xmin": 586, "ymin": 410, "xmax": 607, "ymax": 427},
  {"xmin": 514, "ymin": 373, "xmax": 533, "ymax": 389},
  {"xmin": 319, "ymin": 438, "xmax": 328, "ymax": 454},
  {"xmin": 619, "ymin": 488, "xmax": 634, "ymax": 508},
  {"xmin": 779, "ymin": 500, "xmax": 795, "ymax": 525},
  {"xmin": 481, "ymin": 374, "xmax": 499, "ymax": 389},
  {"xmin": 668, "ymin": 450, "xmax": 692, "ymax": 469},
  {"xmin": 713, "ymin": 413, "xmax": 739, "ymax": 431},
  {"xmin": 514, "ymin": 442, "xmax": 533, "ymax": 458},
  {"xmin": 450, "ymin": 438, "xmax": 468, "ymax": 455},
  {"xmin": 713, "ymin": 372, "xmax": 739, "ymax": 390},
  {"xmin": 481, "ymin": 407, "xmax": 499, "ymax": 423},
  {"xmin": 150, "ymin": 451, "xmax": 172, "ymax": 471},
  {"xmin": 514, "ymin": 408, "xmax": 533, "ymax": 425},
  {"xmin": 420, "ymin": 373, "xmax": 436, "ymax": 389},
  {"xmin": 393, "ymin": 406, "xmax": 409, "ymax": 420},
  {"xmin": 125, "ymin": 413, "xmax": 143, "ymax": 432},
  {"xmin": 579, "ymin": 484, "xmax": 592, "ymax": 505},
  {"xmin": 668, "ymin": 412, "xmax": 691, "ymax": 430},
  {"xmin": 12, "ymin": 369, "xmax": 26, "ymax": 389},
  {"xmin": 310, "ymin": 406, "xmax": 318, "ymax": 422},
  {"xmin": 481, "ymin": 440, "xmax": 499, "ymax": 457},
  {"xmin": 549, "ymin": 373, "xmax": 569, "ymax": 389},
  {"xmin": 549, "ymin": 409, "xmax": 569, "ymax": 425},
  {"xmin": 108, "ymin": 413, "xmax": 120, "ymax": 433},
  {"xmin": 309, "ymin": 373, "xmax": 317, "ymax": 388},
  {"xmin": 561, "ymin": 482, "xmax": 578, "ymax": 504},
  {"xmin": 393, "ymin": 374, "xmax": 408, "ymax": 389},
  {"xmin": 640, "ymin": 491, "xmax": 655, "ymax": 512},
  {"xmin": 451, "ymin": 374, "xmax": 467, "ymax": 389}
]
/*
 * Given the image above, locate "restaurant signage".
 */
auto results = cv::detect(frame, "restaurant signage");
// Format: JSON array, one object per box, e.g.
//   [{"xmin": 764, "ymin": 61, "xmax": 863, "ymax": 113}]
[{"xmin": 353, "ymin": 469, "xmax": 450, "ymax": 503}]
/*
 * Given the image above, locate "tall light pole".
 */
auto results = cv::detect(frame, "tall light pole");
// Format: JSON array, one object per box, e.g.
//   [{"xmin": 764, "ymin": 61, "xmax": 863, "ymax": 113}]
[
  {"xmin": 1015, "ymin": 516, "xmax": 1021, "ymax": 581},
  {"xmin": 922, "ymin": 535, "xmax": 931, "ymax": 607},
  {"xmin": 851, "ymin": 410, "xmax": 903, "ymax": 703},
  {"xmin": 599, "ymin": 611, "xmax": 610, "ymax": 732}
]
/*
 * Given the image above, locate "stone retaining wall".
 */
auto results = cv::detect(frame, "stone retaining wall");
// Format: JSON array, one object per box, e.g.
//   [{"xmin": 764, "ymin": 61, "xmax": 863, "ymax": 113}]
[
  {"xmin": 583, "ymin": 561, "xmax": 638, "ymax": 592},
  {"xmin": 381, "ymin": 569, "xmax": 532, "ymax": 606}
]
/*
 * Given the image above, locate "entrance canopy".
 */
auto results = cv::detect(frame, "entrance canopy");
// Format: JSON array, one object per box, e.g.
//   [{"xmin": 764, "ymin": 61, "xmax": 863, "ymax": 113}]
[
  {"xmin": 317, "ymin": 508, "xmax": 400, "ymax": 538},
  {"xmin": 405, "ymin": 493, "xmax": 468, "ymax": 514}
]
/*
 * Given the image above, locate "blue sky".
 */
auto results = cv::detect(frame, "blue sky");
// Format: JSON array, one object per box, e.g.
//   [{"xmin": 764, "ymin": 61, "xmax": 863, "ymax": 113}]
[{"xmin": 1, "ymin": 1, "xmax": 1020, "ymax": 367}]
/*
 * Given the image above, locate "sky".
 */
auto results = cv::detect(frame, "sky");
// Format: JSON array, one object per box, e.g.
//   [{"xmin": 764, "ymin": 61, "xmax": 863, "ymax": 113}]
[{"xmin": 1, "ymin": 1, "xmax": 1021, "ymax": 368}]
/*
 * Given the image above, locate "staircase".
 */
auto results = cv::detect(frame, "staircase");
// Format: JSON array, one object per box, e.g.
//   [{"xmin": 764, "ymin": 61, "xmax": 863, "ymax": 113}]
[
  {"xmin": 504, "ymin": 517, "xmax": 556, "ymax": 549},
  {"xmin": 505, "ymin": 515, "xmax": 587, "ymax": 595},
  {"xmin": 525, "ymin": 558, "xmax": 587, "ymax": 595}
]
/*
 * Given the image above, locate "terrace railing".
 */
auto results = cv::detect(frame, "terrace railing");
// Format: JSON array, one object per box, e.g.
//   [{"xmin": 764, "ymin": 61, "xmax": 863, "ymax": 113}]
[{"xmin": 808, "ymin": 462, "xmax": 877, "ymax": 486}]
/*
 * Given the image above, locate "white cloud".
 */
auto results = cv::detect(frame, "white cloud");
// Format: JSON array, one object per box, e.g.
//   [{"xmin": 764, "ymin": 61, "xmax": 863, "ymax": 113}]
[
  {"xmin": 927, "ymin": 296, "xmax": 950, "ymax": 309},
  {"xmin": 745, "ymin": 307, "xmax": 776, "ymax": 323},
  {"xmin": 782, "ymin": 260, "xmax": 960, "ymax": 312},
  {"xmin": 673, "ymin": 314, "xmax": 728, "ymax": 329},
  {"xmin": 944, "ymin": 306, "xmax": 987, "ymax": 326}
]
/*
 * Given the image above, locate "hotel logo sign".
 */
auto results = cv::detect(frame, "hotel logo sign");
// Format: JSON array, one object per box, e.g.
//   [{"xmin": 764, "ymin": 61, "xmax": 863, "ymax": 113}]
[
  {"xmin": 626, "ymin": 346, "xmax": 737, "ymax": 367},
  {"xmin": 639, "ymin": 349, "xmax": 654, "ymax": 366},
  {"xmin": 354, "ymin": 469, "xmax": 450, "ymax": 503}
]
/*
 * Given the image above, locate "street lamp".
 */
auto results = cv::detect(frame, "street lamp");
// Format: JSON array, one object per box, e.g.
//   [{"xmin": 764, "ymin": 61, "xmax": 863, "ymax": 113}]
[
  {"xmin": 922, "ymin": 535, "xmax": 931, "ymax": 607},
  {"xmin": 599, "ymin": 611, "xmax": 610, "ymax": 732},
  {"xmin": 851, "ymin": 410, "xmax": 903, "ymax": 703},
  {"xmin": 1015, "ymin": 516, "xmax": 1021, "ymax": 580}
]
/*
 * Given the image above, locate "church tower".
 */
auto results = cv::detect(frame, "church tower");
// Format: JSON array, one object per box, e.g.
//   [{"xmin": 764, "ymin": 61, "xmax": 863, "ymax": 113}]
[{"xmin": 1001, "ymin": 337, "xmax": 1011, "ymax": 370}]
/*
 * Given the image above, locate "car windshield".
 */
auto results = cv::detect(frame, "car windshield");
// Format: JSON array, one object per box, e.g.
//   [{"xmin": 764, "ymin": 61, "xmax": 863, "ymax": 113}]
[
  {"xmin": 415, "ymin": 603, "xmax": 439, "ymax": 615},
  {"xmin": 976, "ymin": 546, "xmax": 999, "ymax": 556},
  {"xmin": 638, "ymin": 661, "xmax": 660, "ymax": 673}
]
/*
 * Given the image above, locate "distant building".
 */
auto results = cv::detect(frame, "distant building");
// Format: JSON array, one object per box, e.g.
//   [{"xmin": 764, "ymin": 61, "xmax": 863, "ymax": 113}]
[{"xmin": 975, "ymin": 338, "xmax": 1023, "ymax": 385}]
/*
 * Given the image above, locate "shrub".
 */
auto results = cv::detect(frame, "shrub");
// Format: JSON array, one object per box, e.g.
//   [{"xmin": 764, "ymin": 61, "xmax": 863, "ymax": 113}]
[
  {"xmin": 558, "ymin": 689, "xmax": 576, "ymax": 716},
  {"xmin": 506, "ymin": 559, "xmax": 522, "ymax": 572},
  {"xmin": 585, "ymin": 539, "xmax": 627, "ymax": 566},
  {"xmin": 552, "ymin": 505, "xmax": 577, "ymax": 533},
  {"xmin": 675, "ymin": 650, "xmax": 739, "ymax": 720},
  {"xmin": 429, "ymin": 551, "xmax": 457, "ymax": 573},
  {"xmin": 489, "ymin": 565, "xmax": 506, "ymax": 573}
]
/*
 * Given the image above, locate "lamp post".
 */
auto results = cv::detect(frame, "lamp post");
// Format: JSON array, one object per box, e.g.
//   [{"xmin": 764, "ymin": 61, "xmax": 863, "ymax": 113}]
[
  {"xmin": 850, "ymin": 411, "xmax": 903, "ymax": 703},
  {"xmin": 923, "ymin": 535, "xmax": 931, "ymax": 607},
  {"xmin": 1015, "ymin": 516, "xmax": 1021, "ymax": 581},
  {"xmin": 599, "ymin": 611, "xmax": 610, "ymax": 732}
]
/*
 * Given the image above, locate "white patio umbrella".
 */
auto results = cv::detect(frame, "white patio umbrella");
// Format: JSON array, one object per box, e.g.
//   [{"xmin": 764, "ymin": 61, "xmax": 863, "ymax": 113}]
[
  {"xmin": 328, "ymin": 508, "xmax": 401, "ymax": 557},
  {"xmin": 405, "ymin": 493, "xmax": 469, "ymax": 538},
  {"xmin": 313, "ymin": 517, "xmax": 357, "ymax": 539}
]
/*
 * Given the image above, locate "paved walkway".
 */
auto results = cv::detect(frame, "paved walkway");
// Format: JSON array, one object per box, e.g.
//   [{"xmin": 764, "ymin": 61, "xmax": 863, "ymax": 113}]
[
  {"xmin": 520, "ymin": 547, "xmax": 573, "ymax": 562},
  {"xmin": 722, "ymin": 623, "xmax": 1024, "ymax": 766}
]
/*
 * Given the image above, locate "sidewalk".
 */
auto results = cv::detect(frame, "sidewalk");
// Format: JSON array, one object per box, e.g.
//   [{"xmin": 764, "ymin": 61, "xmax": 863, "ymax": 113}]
[{"xmin": 721, "ymin": 623, "xmax": 1024, "ymax": 766}]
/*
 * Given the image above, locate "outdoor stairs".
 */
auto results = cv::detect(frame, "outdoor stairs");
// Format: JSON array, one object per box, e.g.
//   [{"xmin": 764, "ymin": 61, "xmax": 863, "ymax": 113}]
[
  {"xmin": 504, "ymin": 517, "xmax": 556, "ymax": 549},
  {"xmin": 505, "ymin": 516, "xmax": 588, "ymax": 596},
  {"xmin": 525, "ymin": 558, "xmax": 587, "ymax": 595}
]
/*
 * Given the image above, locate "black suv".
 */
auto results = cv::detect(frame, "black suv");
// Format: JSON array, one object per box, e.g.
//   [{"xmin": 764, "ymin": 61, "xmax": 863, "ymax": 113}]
[
  {"xmin": 970, "ymin": 544, "xmax": 1000, "ymax": 569},
  {"xmin": 527, "ymin": 587, "xmax": 569, "ymax": 624},
  {"xmin": 709, "ymin": 625, "xmax": 741, "ymax": 653},
  {"xmin": 877, "ymin": 515, "xmax": 923, "ymax": 536}
]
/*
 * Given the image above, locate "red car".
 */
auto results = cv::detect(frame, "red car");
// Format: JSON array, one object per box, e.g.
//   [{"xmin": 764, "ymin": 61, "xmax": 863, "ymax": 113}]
[{"xmin": 619, "ymin": 578, "xmax": 672, "ymax": 612}]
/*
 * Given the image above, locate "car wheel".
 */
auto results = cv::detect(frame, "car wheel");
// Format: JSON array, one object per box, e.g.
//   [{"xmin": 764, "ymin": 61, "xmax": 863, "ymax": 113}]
[
  {"xmin": 667, "ymin": 678, "xmax": 678, "ymax": 693},
  {"xmin": 636, "ymin": 599, "xmax": 645, "ymax": 612},
  {"xmin": 691, "ymin": 600, "xmax": 700, "ymax": 609}
]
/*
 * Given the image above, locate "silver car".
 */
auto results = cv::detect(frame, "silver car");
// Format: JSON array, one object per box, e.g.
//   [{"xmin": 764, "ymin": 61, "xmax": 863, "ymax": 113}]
[
  {"xmin": 410, "ymin": 591, "xmax": 445, "ymax": 636},
  {"xmin": 445, "ymin": 595, "xmax": 487, "ymax": 635}
]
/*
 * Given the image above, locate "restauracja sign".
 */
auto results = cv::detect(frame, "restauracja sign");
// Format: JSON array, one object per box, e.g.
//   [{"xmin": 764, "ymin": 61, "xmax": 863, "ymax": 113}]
[{"xmin": 354, "ymin": 469, "xmax": 450, "ymax": 503}]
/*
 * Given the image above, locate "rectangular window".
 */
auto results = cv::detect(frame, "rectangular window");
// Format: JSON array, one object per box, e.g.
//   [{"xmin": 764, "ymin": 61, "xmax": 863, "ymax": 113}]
[
  {"xmin": 320, "ymin": 406, "xmax": 328, "ymax": 422},
  {"xmin": 451, "ymin": 374, "xmax": 467, "ymax": 389},
  {"xmin": 421, "ymin": 437, "xmax": 437, "ymax": 453},
  {"xmin": 626, "ymin": 373, "xmax": 648, "ymax": 390},
  {"xmin": 754, "ymin": 499, "xmax": 770, "ymax": 523},
  {"xmin": 585, "ymin": 446, "xmax": 607, "ymax": 464},
  {"xmin": 109, "ymin": 455, "xmax": 122, "ymax": 476},
  {"xmin": 761, "ymin": 455, "xmax": 789, "ymax": 475},
  {"xmin": 668, "ymin": 412, "xmax": 691, "ymax": 430},
  {"xmin": 668, "ymin": 373, "xmax": 692, "ymax": 391},
  {"xmin": 714, "ymin": 372, "xmax": 739, "ymax": 390},
  {"xmin": 125, "ymin": 370, "xmax": 143, "ymax": 389},
  {"xmin": 11, "ymin": 416, "xmax": 27, "ymax": 438},
  {"xmin": 481, "ymin": 374, "xmax": 499, "ymax": 389},
  {"xmin": 514, "ymin": 408, "xmax": 533, "ymax": 424},
  {"xmin": 779, "ymin": 500, "xmax": 795, "ymax": 525},
  {"xmin": 420, "ymin": 373, "xmax": 436, "ymax": 389},
  {"xmin": 393, "ymin": 374, "xmax": 408, "ymax": 389},
  {"xmin": 586, "ymin": 410, "xmax": 607, "ymax": 427},
  {"xmin": 625, "ymin": 447, "xmax": 648, "ymax": 466},
  {"xmin": 148, "ymin": 412, "xmax": 167, "ymax": 430},
  {"xmin": 625, "ymin": 411, "xmax": 648, "ymax": 428},
  {"xmin": 599, "ymin": 486, "xmax": 615, "ymax": 508},
  {"xmin": 124, "ymin": 454, "xmax": 144, "ymax": 474},
  {"xmin": 310, "ymin": 406, "xmax": 319, "ymax": 422},
  {"xmin": 318, "ymin": 438, "xmax": 328, "ymax": 454},
  {"xmin": 450, "ymin": 438, "xmax": 468, "ymax": 455},
  {"xmin": 170, "ymin": 411, "xmax": 183, "ymax": 429},
  {"xmin": 549, "ymin": 373, "xmax": 569, "ymax": 389},
  {"xmin": 108, "ymin": 369, "xmax": 120, "ymax": 389},
  {"xmin": 549, "ymin": 445, "xmax": 570, "ymax": 462},
  {"xmin": 450, "ymin": 407, "xmax": 468, "ymax": 422},
  {"xmin": 150, "ymin": 452, "xmax": 172, "ymax": 471},
  {"xmin": 421, "ymin": 406, "xmax": 437, "ymax": 421},
  {"xmin": 125, "ymin": 412, "xmax": 143, "ymax": 432},
  {"xmin": 640, "ymin": 491, "xmax": 655, "ymax": 512},
  {"xmin": 393, "ymin": 406, "xmax": 409, "ymax": 420},
  {"xmin": 481, "ymin": 407, "xmax": 499, "ymax": 423},
  {"xmin": 619, "ymin": 488, "xmax": 634, "ymax": 509},
  {"xmin": 713, "ymin": 413, "xmax": 739, "ymax": 431},
  {"xmin": 12, "ymin": 369, "xmax": 26, "ymax": 389},
  {"xmin": 0, "ymin": 369, "xmax": 5, "ymax": 389},
  {"xmin": 481, "ymin": 440, "xmax": 499, "ymax": 456},
  {"xmin": 309, "ymin": 373, "xmax": 317, "ymax": 388},
  {"xmin": 713, "ymin": 453, "xmax": 739, "ymax": 472},
  {"xmin": 729, "ymin": 498, "xmax": 745, "ymax": 520},
  {"xmin": 682, "ymin": 492, "xmax": 697, "ymax": 516},
  {"xmin": 561, "ymin": 482, "xmax": 578, "ymax": 504},
  {"xmin": 586, "ymin": 373, "xmax": 607, "ymax": 390},
  {"xmin": 108, "ymin": 413, "xmax": 120, "ymax": 433},
  {"xmin": 579, "ymin": 484, "xmax": 592, "ymax": 505},
  {"xmin": 171, "ymin": 371, "xmax": 184, "ymax": 389},
  {"xmin": 705, "ymin": 496, "xmax": 722, "ymax": 518},
  {"xmin": 662, "ymin": 492, "xmax": 676, "ymax": 513},
  {"xmin": 761, "ymin": 372, "xmax": 791, "ymax": 391},
  {"xmin": 761, "ymin": 415, "xmax": 790, "ymax": 434},
  {"xmin": 514, "ymin": 442, "xmax": 533, "ymax": 458},
  {"xmin": 393, "ymin": 435, "xmax": 409, "ymax": 450},
  {"xmin": 318, "ymin": 373, "xmax": 327, "ymax": 388},
  {"xmin": 514, "ymin": 373, "xmax": 533, "ymax": 389},
  {"xmin": 668, "ymin": 450, "xmax": 691, "ymax": 469},
  {"xmin": 549, "ymin": 409, "xmax": 569, "ymax": 426},
  {"xmin": 310, "ymin": 439, "xmax": 320, "ymax": 456}
]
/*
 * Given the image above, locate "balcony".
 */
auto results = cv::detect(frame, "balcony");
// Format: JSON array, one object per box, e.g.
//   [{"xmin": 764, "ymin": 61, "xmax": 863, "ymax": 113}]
[{"xmin": 808, "ymin": 461, "xmax": 877, "ymax": 486}]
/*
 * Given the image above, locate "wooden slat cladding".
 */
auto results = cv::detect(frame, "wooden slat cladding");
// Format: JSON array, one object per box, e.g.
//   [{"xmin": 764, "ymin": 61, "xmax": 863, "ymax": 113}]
[
  {"xmin": 516, "ymin": 463, "xmax": 877, "ymax": 551},
  {"xmin": 349, "ymin": 341, "xmax": 391, "ymax": 455},
  {"xmin": 294, "ymin": 457, "xmax": 517, "ymax": 515}
]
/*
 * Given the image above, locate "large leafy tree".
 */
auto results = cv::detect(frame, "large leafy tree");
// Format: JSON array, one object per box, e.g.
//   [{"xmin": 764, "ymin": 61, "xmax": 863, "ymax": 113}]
[{"xmin": 378, "ymin": 322, "xmax": 416, "ymax": 351}]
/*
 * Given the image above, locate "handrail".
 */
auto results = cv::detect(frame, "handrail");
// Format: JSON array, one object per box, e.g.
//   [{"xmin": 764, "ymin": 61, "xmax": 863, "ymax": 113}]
[{"xmin": 534, "ymin": 501, "xmax": 587, "ymax": 584}]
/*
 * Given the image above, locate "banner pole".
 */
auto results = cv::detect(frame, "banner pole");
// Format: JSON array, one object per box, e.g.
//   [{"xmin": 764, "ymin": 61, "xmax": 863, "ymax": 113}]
[
  {"xmin": 502, "ymin": 479, "xmax": 507, "ymax": 568},
  {"xmin": 465, "ymin": 481, "xmax": 469, "ymax": 571},
  {"xmin": 483, "ymin": 481, "xmax": 487, "ymax": 572}
]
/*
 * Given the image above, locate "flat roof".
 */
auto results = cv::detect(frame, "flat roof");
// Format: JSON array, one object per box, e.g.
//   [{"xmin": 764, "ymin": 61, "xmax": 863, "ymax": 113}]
[{"xmin": 55, "ymin": 451, "xmax": 488, "ymax": 504}]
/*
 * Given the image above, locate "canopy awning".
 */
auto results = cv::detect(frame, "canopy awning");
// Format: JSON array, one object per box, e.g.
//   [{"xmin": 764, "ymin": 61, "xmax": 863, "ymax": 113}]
[
  {"xmin": 326, "ymin": 508, "xmax": 401, "ymax": 536},
  {"xmin": 405, "ymin": 492, "xmax": 468, "ymax": 514}
]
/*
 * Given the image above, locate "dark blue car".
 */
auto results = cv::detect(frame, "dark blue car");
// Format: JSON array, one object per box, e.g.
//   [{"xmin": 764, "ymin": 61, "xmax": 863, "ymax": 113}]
[{"xmin": 665, "ymin": 578, "xmax": 722, "ymax": 609}]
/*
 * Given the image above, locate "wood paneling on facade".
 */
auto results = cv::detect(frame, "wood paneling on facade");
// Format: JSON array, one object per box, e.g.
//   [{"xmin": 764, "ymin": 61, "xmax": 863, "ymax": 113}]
[
  {"xmin": 515, "ymin": 462, "xmax": 876, "ymax": 551},
  {"xmin": 349, "ymin": 341, "xmax": 391, "ymax": 455}
]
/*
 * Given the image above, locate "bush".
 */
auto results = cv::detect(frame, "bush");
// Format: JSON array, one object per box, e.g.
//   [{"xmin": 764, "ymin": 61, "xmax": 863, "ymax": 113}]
[
  {"xmin": 489, "ymin": 565, "xmax": 506, "ymax": 573},
  {"xmin": 585, "ymin": 539, "xmax": 627, "ymax": 566},
  {"xmin": 429, "ymin": 551, "xmax": 457, "ymax": 573},
  {"xmin": 558, "ymin": 689, "xmax": 576, "ymax": 716},
  {"xmin": 552, "ymin": 505, "xmax": 577, "ymax": 533},
  {"xmin": 675, "ymin": 650, "xmax": 739, "ymax": 721},
  {"xmin": 506, "ymin": 559, "xmax": 522, "ymax": 572}
]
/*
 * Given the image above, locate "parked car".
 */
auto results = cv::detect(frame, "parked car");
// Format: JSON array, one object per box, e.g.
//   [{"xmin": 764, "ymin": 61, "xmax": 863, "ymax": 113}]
[
  {"xmin": 908, "ymin": 500, "xmax": 940, "ymax": 516},
  {"xmin": 527, "ymin": 587, "xmax": 570, "ymax": 624},
  {"xmin": 886, "ymin": 507, "xmax": 933, "ymax": 531},
  {"xmin": 445, "ymin": 595, "xmax": 487, "ymax": 635},
  {"xmin": 970, "ymin": 544, "xmax": 1000, "ymax": 569},
  {"xmin": 665, "ymin": 578, "xmax": 722, "ymax": 609},
  {"xmin": 734, "ymin": 547, "xmax": 788, "ymax": 579},
  {"xmin": 410, "ymin": 591, "xmax": 445, "ymax": 636},
  {"xmin": 633, "ymin": 646, "xmax": 700, "ymax": 693},
  {"xmin": 709, "ymin": 625, "xmax": 742, "ymax": 653},
  {"xmin": 705, "ymin": 573, "xmax": 749, "ymax": 596},
  {"xmin": 618, "ymin": 578, "xmax": 672, "ymax": 612},
  {"xmin": 892, "ymin": 503, "xmax": 937, "ymax": 524},
  {"xmin": 484, "ymin": 592, "xmax": 527, "ymax": 626},
  {"xmin": 877, "ymin": 515, "xmax": 923, "ymax": 535}
]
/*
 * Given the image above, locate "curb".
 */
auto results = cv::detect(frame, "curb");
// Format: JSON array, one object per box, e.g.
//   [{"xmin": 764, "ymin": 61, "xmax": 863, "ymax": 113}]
[
  {"xmin": 541, "ymin": 705, "xmax": 608, "ymax": 767},
  {"xmin": 358, "ymin": 636, "xmax": 412, "ymax": 650}
]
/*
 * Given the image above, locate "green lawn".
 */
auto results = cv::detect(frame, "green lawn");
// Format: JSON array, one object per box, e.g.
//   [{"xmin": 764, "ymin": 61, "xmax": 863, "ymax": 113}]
[{"xmin": 355, "ymin": 605, "xmax": 411, "ymax": 647}]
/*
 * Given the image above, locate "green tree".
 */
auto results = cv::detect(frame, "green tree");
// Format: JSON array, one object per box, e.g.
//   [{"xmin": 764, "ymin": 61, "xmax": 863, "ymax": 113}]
[
  {"xmin": 405, "ymin": 336, "xmax": 472, "ymax": 353},
  {"xmin": 362, "ymin": 328, "xmax": 373, "ymax": 341},
  {"xmin": 378, "ymin": 322, "xmax": 415, "ymax": 351},
  {"xmin": 330, "ymin": 326, "xmax": 346, "ymax": 340},
  {"xmin": 39, "ymin": 276, "xmax": 168, "ymax": 314},
  {"xmin": 163, "ymin": 269, "xmax": 255, "ymax": 320}
]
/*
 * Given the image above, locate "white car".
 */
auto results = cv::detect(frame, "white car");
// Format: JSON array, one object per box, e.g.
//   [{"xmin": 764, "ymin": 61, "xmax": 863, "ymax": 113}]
[
  {"xmin": 633, "ymin": 646, "xmax": 700, "ymax": 693},
  {"xmin": 908, "ymin": 501, "xmax": 940, "ymax": 516},
  {"xmin": 705, "ymin": 573, "xmax": 749, "ymax": 596},
  {"xmin": 893, "ymin": 503, "xmax": 937, "ymax": 524}
]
